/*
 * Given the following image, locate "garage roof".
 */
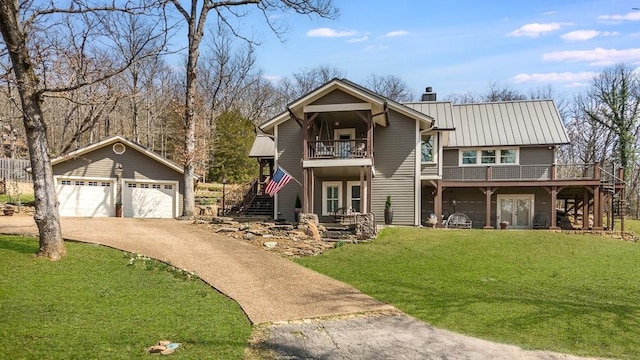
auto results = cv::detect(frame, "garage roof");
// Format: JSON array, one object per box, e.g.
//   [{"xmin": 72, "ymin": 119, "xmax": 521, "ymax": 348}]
[{"xmin": 51, "ymin": 135, "xmax": 185, "ymax": 174}]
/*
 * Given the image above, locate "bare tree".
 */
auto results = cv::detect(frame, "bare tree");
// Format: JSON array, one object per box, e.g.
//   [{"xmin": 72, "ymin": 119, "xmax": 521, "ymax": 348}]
[
  {"xmin": 278, "ymin": 64, "xmax": 344, "ymax": 103},
  {"xmin": 168, "ymin": 0, "xmax": 337, "ymax": 217},
  {"xmin": 0, "ymin": 0, "xmax": 165, "ymax": 260},
  {"xmin": 365, "ymin": 74, "xmax": 413, "ymax": 102},
  {"xmin": 577, "ymin": 64, "xmax": 640, "ymax": 178}
]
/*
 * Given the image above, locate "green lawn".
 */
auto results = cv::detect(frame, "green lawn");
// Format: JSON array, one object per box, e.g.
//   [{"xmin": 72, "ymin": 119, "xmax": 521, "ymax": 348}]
[
  {"xmin": 0, "ymin": 193, "xmax": 35, "ymax": 205},
  {"xmin": 0, "ymin": 235, "xmax": 252, "ymax": 359},
  {"xmin": 297, "ymin": 228, "xmax": 640, "ymax": 359}
]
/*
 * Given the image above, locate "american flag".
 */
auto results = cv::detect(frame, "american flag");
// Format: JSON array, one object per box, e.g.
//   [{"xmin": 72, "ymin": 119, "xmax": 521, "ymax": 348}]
[{"xmin": 265, "ymin": 167, "xmax": 292, "ymax": 197}]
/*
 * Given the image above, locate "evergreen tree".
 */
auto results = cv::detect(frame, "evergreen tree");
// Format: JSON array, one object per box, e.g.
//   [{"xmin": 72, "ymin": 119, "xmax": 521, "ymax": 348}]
[{"xmin": 209, "ymin": 110, "xmax": 258, "ymax": 183}]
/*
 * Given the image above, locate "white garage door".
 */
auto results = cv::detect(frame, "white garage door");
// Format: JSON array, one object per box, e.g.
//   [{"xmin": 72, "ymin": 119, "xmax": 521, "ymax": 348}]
[
  {"xmin": 56, "ymin": 179, "xmax": 115, "ymax": 217},
  {"xmin": 123, "ymin": 181, "xmax": 176, "ymax": 218}
]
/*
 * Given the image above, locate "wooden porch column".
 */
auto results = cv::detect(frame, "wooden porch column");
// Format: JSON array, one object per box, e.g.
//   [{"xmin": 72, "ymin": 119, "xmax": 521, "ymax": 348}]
[
  {"xmin": 550, "ymin": 186, "xmax": 559, "ymax": 230},
  {"xmin": 309, "ymin": 168, "xmax": 315, "ymax": 214},
  {"xmin": 302, "ymin": 168, "xmax": 309, "ymax": 213},
  {"xmin": 366, "ymin": 166, "xmax": 372, "ymax": 213},
  {"xmin": 359, "ymin": 166, "xmax": 365, "ymax": 213},
  {"xmin": 482, "ymin": 187, "xmax": 495, "ymax": 229},
  {"xmin": 582, "ymin": 188, "xmax": 590, "ymax": 230},
  {"xmin": 432, "ymin": 181, "xmax": 443, "ymax": 227},
  {"xmin": 593, "ymin": 185, "xmax": 602, "ymax": 229}
]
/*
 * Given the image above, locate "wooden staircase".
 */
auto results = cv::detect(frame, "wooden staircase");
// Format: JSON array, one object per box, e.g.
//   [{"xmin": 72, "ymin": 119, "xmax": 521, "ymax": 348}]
[{"xmin": 243, "ymin": 194, "xmax": 274, "ymax": 217}]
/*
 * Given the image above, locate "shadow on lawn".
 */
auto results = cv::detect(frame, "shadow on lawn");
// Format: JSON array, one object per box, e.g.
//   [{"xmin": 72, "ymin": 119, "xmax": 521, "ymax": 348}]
[{"xmin": 0, "ymin": 236, "xmax": 38, "ymax": 254}]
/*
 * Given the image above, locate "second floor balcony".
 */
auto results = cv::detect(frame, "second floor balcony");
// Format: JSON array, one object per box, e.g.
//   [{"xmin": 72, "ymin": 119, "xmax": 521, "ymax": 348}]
[{"xmin": 307, "ymin": 139, "xmax": 369, "ymax": 160}]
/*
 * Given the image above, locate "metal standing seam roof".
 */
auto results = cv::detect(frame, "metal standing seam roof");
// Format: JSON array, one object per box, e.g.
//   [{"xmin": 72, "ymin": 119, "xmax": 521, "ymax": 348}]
[
  {"xmin": 449, "ymin": 100, "xmax": 569, "ymax": 148},
  {"xmin": 403, "ymin": 101, "xmax": 456, "ymax": 130},
  {"xmin": 249, "ymin": 134, "xmax": 275, "ymax": 158}
]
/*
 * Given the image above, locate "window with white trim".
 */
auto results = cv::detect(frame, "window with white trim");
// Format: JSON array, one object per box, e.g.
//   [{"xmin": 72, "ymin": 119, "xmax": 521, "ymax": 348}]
[
  {"xmin": 101, "ymin": 182, "xmax": 110, "ymax": 187},
  {"xmin": 164, "ymin": 185, "xmax": 173, "ymax": 190},
  {"xmin": 500, "ymin": 149, "xmax": 517, "ymax": 164},
  {"xmin": 421, "ymin": 134, "xmax": 435, "ymax": 163},
  {"xmin": 347, "ymin": 181, "xmax": 365, "ymax": 212},
  {"xmin": 128, "ymin": 183, "xmax": 137, "ymax": 188},
  {"xmin": 152, "ymin": 184, "xmax": 161, "ymax": 189},
  {"xmin": 481, "ymin": 150, "xmax": 496, "ymax": 164},
  {"xmin": 61, "ymin": 180, "xmax": 71, "ymax": 185},
  {"xmin": 75, "ymin": 180, "xmax": 85, "ymax": 186},
  {"xmin": 461, "ymin": 150, "xmax": 477, "ymax": 165},
  {"xmin": 88, "ymin": 181, "xmax": 98, "ymax": 186},
  {"xmin": 460, "ymin": 148, "xmax": 519, "ymax": 166},
  {"xmin": 140, "ymin": 183, "xmax": 149, "ymax": 189},
  {"xmin": 322, "ymin": 181, "xmax": 342, "ymax": 215}
]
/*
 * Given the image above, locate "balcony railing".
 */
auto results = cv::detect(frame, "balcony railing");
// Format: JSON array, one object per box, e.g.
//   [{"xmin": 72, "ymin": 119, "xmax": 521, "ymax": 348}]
[
  {"xmin": 307, "ymin": 139, "xmax": 368, "ymax": 160},
  {"xmin": 442, "ymin": 163, "xmax": 599, "ymax": 182}
]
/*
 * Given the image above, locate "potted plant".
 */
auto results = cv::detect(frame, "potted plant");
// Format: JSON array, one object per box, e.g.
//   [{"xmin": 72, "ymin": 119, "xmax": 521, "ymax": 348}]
[
  {"xmin": 384, "ymin": 195, "xmax": 393, "ymax": 225},
  {"xmin": 500, "ymin": 221, "xmax": 509, "ymax": 230},
  {"xmin": 294, "ymin": 194, "xmax": 302, "ymax": 222}
]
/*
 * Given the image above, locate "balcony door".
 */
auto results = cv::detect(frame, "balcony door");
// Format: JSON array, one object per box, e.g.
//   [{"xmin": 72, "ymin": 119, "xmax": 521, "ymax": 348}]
[
  {"xmin": 334, "ymin": 128, "xmax": 355, "ymax": 158},
  {"xmin": 496, "ymin": 194, "xmax": 534, "ymax": 229}
]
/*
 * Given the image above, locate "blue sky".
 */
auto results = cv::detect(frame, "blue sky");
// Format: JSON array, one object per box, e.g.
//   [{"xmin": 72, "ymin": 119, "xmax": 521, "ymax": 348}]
[{"xmin": 244, "ymin": 0, "xmax": 640, "ymax": 99}]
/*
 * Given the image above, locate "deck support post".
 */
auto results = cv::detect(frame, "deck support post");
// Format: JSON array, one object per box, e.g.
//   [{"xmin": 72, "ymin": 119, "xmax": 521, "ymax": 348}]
[
  {"xmin": 582, "ymin": 188, "xmax": 590, "ymax": 230},
  {"xmin": 550, "ymin": 186, "xmax": 559, "ymax": 230}
]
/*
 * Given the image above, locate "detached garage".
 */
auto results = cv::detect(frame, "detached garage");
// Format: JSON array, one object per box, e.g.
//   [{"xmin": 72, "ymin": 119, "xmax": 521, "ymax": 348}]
[{"xmin": 52, "ymin": 136, "xmax": 186, "ymax": 218}]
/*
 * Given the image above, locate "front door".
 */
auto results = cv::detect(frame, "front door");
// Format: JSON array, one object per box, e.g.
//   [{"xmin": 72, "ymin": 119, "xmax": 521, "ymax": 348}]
[{"xmin": 497, "ymin": 194, "xmax": 534, "ymax": 229}]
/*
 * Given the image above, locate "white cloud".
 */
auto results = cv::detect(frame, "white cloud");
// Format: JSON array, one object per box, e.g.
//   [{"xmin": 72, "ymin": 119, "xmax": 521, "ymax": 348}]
[
  {"xmin": 506, "ymin": 22, "xmax": 570, "ymax": 38},
  {"xmin": 598, "ymin": 11, "xmax": 640, "ymax": 22},
  {"xmin": 565, "ymin": 82, "xmax": 591, "ymax": 88},
  {"xmin": 306, "ymin": 28, "xmax": 357, "ymax": 38},
  {"xmin": 561, "ymin": 30, "xmax": 618, "ymax": 42},
  {"xmin": 510, "ymin": 72, "xmax": 598, "ymax": 83},
  {"xmin": 383, "ymin": 30, "xmax": 408, "ymax": 38},
  {"xmin": 543, "ymin": 48, "xmax": 640, "ymax": 65},
  {"xmin": 347, "ymin": 36, "xmax": 368, "ymax": 43},
  {"xmin": 262, "ymin": 75, "xmax": 282, "ymax": 83},
  {"xmin": 543, "ymin": 11, "xmax": 557, "ymax": 16}
]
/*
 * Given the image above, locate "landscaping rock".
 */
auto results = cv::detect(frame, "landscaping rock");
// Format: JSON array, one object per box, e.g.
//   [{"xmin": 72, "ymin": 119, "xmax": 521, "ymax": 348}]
[
  {"xmin": 356, "ymin": 213, "xmax": 377, "ymax": 240},
  {"xmin": 243, "ymin": 233, "xmax": 256, "ymax": 240},
  {"xmin": 298, "ymin": 213, "xmax": 319, "ymax": 226},
  {"xmin": 305, "ymin": 222, "xmax": 321, "ymax": 241},
  {"xmin": 264, "ymin": 241, "xmax": 278, "ymax": 249},
  {"xmin": 216, "ymin": 227, "xmax": 238, "ymax": 233}
]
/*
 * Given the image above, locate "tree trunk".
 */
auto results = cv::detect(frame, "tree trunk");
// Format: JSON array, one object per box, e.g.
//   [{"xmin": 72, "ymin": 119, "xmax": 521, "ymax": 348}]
[{"xmin": 0, "ymin": 0, "xmax": 65, "ymax": 260}]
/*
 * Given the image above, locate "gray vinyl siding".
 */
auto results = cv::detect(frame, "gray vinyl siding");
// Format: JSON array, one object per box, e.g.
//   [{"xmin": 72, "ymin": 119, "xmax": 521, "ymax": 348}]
[
  {"xmin": 52, "ymin": 144, "xmax": 185, "ymax": 214},
  {"xmin": 520, "ymin": 146, "xmax": 554, "ymax": 165},
  {"xmin": 275, "ymin": 119, "xmax": 303, "ymax": 221},
  {"xmin": 443, "ymin": 149, "xmax": 458, "ymax": 166},
  {"xmin": 372, "ymin": 110, "xmax": 417, "ymax": 225},
  {"xmin": 311, "ymin": 89, "xmax": 365, "ymax": 105},
  {"xmin": 422, "ymin": 186, "xmax": 551, "ymax": 228},
  {"xmin": 421, "ymin": 163, "xmax": 438, "ymax": 177}
]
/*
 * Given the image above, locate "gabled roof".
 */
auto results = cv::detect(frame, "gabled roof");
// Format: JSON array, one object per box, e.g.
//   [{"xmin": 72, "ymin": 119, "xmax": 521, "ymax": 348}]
[
  {"xmin": 403, "ymin": 101, "xmax": 456, "ymax": 130},
  {"xmin": 51, "ymin": 135, "xmax": 185, "ymax": 174},
  {"xmin": 259, "ymin": 78, "xmax": 435, "ymax": 133},
  {"xmin": 249, "ymin": 134, "xmax": 275, "ymax": 158},
  {"xmin": 449, "ymin": 100, "xmax": 569, "ymax": 148}
]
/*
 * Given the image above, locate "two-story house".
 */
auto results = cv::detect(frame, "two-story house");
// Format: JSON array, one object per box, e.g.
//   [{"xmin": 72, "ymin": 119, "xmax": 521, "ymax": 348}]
[{"xmin": 255, "ymin": 78, "xmax": 620, "ymax": 229}]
